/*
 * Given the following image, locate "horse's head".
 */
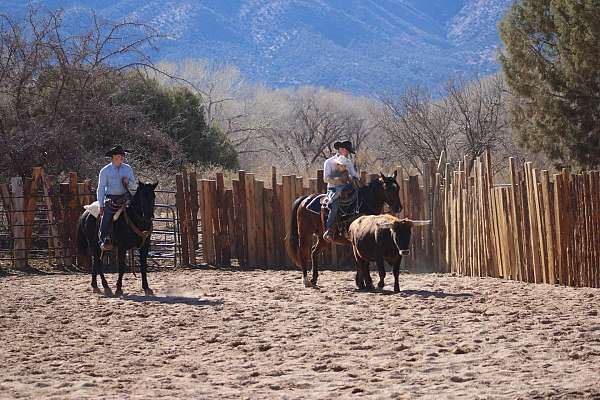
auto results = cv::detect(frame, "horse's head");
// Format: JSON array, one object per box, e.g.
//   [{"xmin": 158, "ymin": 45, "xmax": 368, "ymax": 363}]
[
  {"xmin": 375, "ymin": 171, "xmax": 402, "ymax": 214},
  {"xmin": 133, "ymin": 181, "xmax": 158, "ymax": 220}
]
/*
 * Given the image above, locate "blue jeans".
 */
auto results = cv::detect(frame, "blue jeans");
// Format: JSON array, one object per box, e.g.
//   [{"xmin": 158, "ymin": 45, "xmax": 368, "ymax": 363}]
[
  {"xmin": 325, "ymin": 184, "xmax": 352, "ymax": 229},
  {"xmin": 98, "ymin": 194, "xmax": 127, "ymax": 245}
]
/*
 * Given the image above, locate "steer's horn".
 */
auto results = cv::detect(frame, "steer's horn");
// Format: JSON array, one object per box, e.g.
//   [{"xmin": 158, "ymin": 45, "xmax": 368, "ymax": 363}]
[{"xmin": 408, "ymin": 219, "xmax": 432, "ymax": 226}]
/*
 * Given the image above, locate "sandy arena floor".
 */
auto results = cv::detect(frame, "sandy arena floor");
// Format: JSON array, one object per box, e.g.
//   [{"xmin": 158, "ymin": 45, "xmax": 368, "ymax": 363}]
[{"xmin": 0, "ymin": 268, "xmax": 599, "ymax": 399}]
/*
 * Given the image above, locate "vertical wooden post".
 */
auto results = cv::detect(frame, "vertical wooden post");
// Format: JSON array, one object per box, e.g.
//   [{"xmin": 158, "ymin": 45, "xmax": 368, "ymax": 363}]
[
  {"xmin": 264, "ymin": 188, "xmax": 276, "ymax": 267},
  {"xmin": 254, "ymin": 180, "xmax": 266, "ymax": 266},
  {"xmin": 189, "ymin": 172, "xmax": 200, "ymax": 252},
  {"xmin": 245, "ymin": 174, "xmax": 257, "ymax": 267},
  {"xmin": 175, "ymin": 174, "xmax": 189, "ymax": 266},
  {"xmin": 207, "ymin": 180, "xmax": 221, "ymax": 267},
  {"xmin": 10, "ymin": 177, "xmax": 27, "ymax": 269},
  {"xmin": 317, "ymin": 170, "xmax": 325, "ymax": 193},
  {"xmin": 532, "ymin": 168, "xmax": 547, "ymax": 283},
  {"xmin": 282, "ymin": 175, "xmax": 293, "ymax": 267},
  {"xmin": 237, "ymin": 171, "xmax": 248, "ymax": 267},
  {"xmin": 271, "ymin": 167, "xmax": 284, "ymax": 267},
  {"xmin": 200, "ymin": 180, "xmax": 214, "ymax": 266},
  {"xmin": 216, "ymin": 173, "xmax": 231, "ymax": 266},
  {"xmin": 540, "ymin": 170, "xmax": 555, "ymax": 284},
  {"xmin": 508, "ymin": 158, "xmax": 523, "ymax": 281},
  {"xmin": 183, "ymin": 171, "xmax": 197, "ymax": 266},
  {"xmin": 66, "ymin": 172, "xmax": 80, "ymax": 266}
]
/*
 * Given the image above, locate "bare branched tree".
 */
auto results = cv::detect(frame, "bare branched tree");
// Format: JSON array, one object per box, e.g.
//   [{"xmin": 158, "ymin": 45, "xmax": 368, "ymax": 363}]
[
  {"xmin": 258, "ymin": 87, "xmax": 372, "ymax": 172},
  {"xmin": 376, "ymin": 75, "xmax": 515, "ymax": 173},
  {"xmin": 378, "ymin": 86, "xmax": 456, "ymax": 173},
  {"xmin": 0, "ymin": 7, "xmax": 184, "ymax": 179}
]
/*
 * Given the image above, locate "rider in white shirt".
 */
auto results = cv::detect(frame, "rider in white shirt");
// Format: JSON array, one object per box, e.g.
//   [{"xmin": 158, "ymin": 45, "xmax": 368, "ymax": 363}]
[{"xmin": 322, "ymin": 140, "xmax": 360, "ymax": 242}]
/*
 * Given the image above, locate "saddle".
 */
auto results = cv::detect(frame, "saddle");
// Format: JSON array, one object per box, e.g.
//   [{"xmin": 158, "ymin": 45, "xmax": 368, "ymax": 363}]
[
  {"xmin": 106, "ymin": 196, "xmax": 128, "ymax": 222},
  {"xmin": 323, "ymin": 186, "xmax": 361, "ymax": 241}
]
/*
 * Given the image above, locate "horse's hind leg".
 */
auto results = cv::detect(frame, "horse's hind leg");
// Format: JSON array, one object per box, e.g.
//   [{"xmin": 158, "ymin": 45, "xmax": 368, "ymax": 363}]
[
  {"xmin": 299, "ymin": 234, "xmax": 312, "ymax": 288},
  {"xmin": 114, "ymin": 248, "xmax": 126, "ymax": 297},
  {"xmin": 94, "ymin": 247, "xmax": 112, "ymax": 296},
  {"xmin": 310, "ymin": 238, "xmax": 328, "ymax": 287}
]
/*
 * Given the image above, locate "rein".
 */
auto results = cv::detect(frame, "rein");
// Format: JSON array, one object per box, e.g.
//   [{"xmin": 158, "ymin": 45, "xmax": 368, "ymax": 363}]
[{"xmin": 123, "ymin": 204, "xmax": 153, "ymax": 247}]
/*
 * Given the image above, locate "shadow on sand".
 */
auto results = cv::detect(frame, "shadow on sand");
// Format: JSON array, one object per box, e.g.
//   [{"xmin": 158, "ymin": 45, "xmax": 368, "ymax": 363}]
[
  {"xmin": 351, "ymin": 287, "xmax": 473, "ymax": 299},
  {"xmin": 121, "ymin": 294, "xmax": 223, "ymax": 306},
  {"xmin": 384, "ymin": 289, "xmax": 473, "ymax": 298}
]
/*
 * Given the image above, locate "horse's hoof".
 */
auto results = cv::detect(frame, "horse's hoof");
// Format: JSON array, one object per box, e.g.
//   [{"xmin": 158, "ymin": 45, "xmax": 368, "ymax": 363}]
[
  {"xmin": 144, "ymin": 288, "xmax": 154, "ymax": 296},
  {"xmin": 92, "ymin": 287, "xmax": 102, "ymax": 294},
  {"xmin": 104, "ymin": 288, "xmax": 114, "ymax": 297},
  {"xmin": 377, "ymin": 281, "xmax": 385, "ymax": 289},
  {"xmin": 394, "ymin": 286, "xmax": 400, "ymax": 293},
  {"xmin": 114, "ymin": 289, "xmax": 123, "ymax": 297},
  {"xmin": 303, "ymin": 277, "xmax": 312, "ymax": 288}
]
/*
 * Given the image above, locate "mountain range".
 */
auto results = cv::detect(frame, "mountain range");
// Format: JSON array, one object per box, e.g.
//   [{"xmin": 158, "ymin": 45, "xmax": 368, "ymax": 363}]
[{"xmin": 2, "ymin": 0, "xmax": 513, "ymax": 94}]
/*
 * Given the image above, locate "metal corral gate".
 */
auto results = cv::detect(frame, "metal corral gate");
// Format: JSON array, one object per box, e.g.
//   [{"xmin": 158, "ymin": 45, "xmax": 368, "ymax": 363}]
[{"xmin": 0, "ymin": 168, "xmax": 181, "ymax": 270}]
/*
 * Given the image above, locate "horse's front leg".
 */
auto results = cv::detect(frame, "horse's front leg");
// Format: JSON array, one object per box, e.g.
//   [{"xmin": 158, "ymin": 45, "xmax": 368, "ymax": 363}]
[
  {"xmin": 91, "ymin": 245, "xmax": 101, "ymax": 294},
  {"xmin": 114, "ymin": 248, "xmax": 126, "ymax": 297},
  {"xmin": 139, "ymin": 243, "xmax": 154, "ymax": 296},
  {"xmin": 376, "ymin": 256, "xmax": 386, "ymax": 290}
]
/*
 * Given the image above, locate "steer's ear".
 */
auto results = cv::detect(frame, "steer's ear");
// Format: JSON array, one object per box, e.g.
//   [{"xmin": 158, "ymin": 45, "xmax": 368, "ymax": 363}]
[{"xmin": 393, "ymin": 170, "xmax": 398, "ymax": 179}]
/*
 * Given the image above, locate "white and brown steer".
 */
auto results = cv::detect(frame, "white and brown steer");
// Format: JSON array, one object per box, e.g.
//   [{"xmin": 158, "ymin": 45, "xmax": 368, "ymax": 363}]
[{"xmin": 349, "ymin": 214, "xmax": 431, "ymax": 292}]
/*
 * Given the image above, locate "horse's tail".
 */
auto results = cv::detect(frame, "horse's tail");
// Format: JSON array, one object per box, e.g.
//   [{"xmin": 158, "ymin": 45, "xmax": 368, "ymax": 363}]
[
  {"xmin": 286, "ymin": 195, "xmax": 307, "ymax": 268},
  {"xmin": 76, "ymin": 212, "xmax": 90, "ymax": 255}
]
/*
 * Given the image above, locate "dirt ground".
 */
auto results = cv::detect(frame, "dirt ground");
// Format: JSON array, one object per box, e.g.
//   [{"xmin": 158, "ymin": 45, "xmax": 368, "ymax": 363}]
[{"xmin": 1, "ymin": 267, "xmax": 599, "ymax": 399}]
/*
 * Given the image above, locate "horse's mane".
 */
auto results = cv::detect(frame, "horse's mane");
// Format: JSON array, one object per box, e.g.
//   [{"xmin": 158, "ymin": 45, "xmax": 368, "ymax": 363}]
[{"xmin": 358, "ymin": 178, "xmax": 383, "ymax": 215}]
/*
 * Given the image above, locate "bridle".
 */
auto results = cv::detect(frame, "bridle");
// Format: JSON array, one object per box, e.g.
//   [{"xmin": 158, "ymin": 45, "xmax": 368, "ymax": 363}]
[{"xmin": 124, "ymin": 192, "xmax": 154, "ymax": 247}]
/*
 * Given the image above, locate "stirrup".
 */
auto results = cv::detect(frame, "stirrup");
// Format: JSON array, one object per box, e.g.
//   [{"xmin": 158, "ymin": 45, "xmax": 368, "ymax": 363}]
[{"xmin": 323, "ymin": 230, "xmax": 334, "ymax": 242}]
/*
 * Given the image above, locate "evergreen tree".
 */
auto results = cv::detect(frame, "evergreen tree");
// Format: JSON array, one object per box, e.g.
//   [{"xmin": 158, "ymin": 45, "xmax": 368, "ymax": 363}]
[
  {"xmin": 499, "ymin": 0, "xmax": 600, "ymax": 168},
  {"xmin": 118, "ymin": 74, "xmax": 239, "ymax": 169}
]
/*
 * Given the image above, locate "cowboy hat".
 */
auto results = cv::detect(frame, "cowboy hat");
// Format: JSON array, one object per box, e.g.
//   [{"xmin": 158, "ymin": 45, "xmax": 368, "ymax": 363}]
[
  {"xmin": 333, "ymin": 140, "xmax": 356, "ymax": 154},
  {"xmin": 105, "ymin": 145, "xmax": 130, "ymax": 157}
]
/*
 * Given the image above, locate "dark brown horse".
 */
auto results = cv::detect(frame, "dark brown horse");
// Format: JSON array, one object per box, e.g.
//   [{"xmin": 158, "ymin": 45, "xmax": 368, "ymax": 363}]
[{"xmin": 286, "ymin": 172, "xmax": 402, "ymax": 287}]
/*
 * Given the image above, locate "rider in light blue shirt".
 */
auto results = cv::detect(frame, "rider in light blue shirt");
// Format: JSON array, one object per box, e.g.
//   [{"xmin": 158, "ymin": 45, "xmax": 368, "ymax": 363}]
[
  {"xmin": 322, "ymin": 140, "xmax": 360, "ymax": 242},
  {"xmin": 97, "ymin": 145, "xmax": 136, "ymax": 251}
]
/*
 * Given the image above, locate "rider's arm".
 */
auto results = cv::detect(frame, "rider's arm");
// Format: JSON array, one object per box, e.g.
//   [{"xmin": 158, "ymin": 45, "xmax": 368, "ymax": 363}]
[
  {"xmin": 323, "ymin": 158, "xmax": 346, "ymax": 186},
  {"xmin": 346, "ymin": 160, "xmax": 359, "ymax": 180},
  {"xmin": 97, "ymin": 167, "xmax": 107, "ymax": 208},
  {"xmin": 126, "ymin": 164, "xmax": 137, "ymax": 190}
]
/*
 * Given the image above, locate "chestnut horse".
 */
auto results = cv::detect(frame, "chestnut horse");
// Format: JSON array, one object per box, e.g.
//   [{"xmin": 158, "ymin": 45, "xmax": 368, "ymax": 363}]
[{"xmin": 286, "ymin": 172, "xmax": 402, "ymax": 287}]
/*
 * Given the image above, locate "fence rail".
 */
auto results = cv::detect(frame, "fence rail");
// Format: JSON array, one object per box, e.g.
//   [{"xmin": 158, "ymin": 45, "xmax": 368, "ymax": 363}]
[
  {"xmin": 442, "ymin": 152, "xmax": 600, "ymax": 288},
  {"xmin": 0, "ymin": 168, "xmax": 179, "ymax": 270},
  {"xmin": 176, "ymin": 152, "xmax": 599, "ymax": 288},
  {"xmin": 3, "ymin": 152, "xmax": 600, "ymax": 289},
  {"xmin": 175, "ymin": 166, "xmax": 436, "ymax": 271}
]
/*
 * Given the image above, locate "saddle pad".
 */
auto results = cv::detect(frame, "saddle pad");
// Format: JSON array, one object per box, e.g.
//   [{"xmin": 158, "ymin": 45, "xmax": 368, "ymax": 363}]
[
  {"xmin": 84, "ymin": 201, "xmax": 101, "ymax": 218},
  {"xmin": 83, "ymin": 201, "xmax": 124, "ymax": 221},
  {"xmin": 306, "ymin": 194, "xmax": 326, "ymax": 214}
]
